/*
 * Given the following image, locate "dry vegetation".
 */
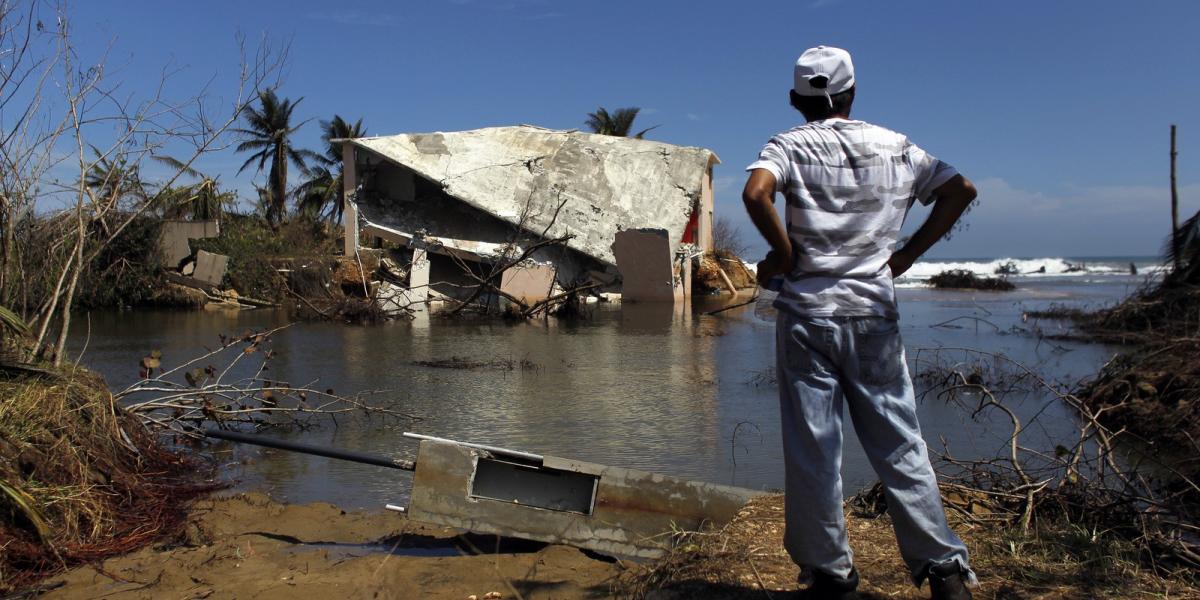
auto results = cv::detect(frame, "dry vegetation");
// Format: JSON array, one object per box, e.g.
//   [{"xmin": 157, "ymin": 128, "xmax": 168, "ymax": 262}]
[
  {"xmin": 622, "ymin": 345, "xmax": 1200, "ymax": 599},
  {"xmin": 0, "ymin": 325, "xmax": 416, "ymax": 593},
  {"xmin": 1027, "ymin": 281, "xmax": 1200, "ymax": 467},
  {"xmin": 0, "ymin": 369, "xmax": 214, "ymax": 593},
  {"xmin": 695, "ymin": 250, "xmax": 756, "ymax": 294},
  {"xmin": 616, "ymin": 494, "xmax": 1196, "ymax": 600}
]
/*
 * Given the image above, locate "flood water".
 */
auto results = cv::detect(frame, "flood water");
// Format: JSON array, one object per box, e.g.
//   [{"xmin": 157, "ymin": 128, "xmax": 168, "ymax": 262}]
[{"xmin": 68, "ymin": 269, "xmax": 1148, "ymax": 511}]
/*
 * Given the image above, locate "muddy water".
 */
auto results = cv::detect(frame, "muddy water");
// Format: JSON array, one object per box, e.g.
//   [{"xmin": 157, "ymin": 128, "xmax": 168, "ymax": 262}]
[{"xmin": 68, "ymin": 275, "xmax": 1141, "ymax": 511}]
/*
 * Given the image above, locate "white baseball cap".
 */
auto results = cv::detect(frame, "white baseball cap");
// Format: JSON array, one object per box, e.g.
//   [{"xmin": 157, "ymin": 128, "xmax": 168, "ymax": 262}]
[{"xmin": 793, "ymin": 46, "xmax": 855, "ymax": 104}]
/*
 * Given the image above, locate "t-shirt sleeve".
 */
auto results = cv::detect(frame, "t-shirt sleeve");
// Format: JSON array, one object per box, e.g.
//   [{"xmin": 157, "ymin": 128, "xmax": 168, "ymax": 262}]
[
  {"xmin": 906, "ymin": 140, "xmax": 959, "ymax": 205},
  {"xmin": 745, "ymin": 138, "xmax": 790, "ymax": 193}
]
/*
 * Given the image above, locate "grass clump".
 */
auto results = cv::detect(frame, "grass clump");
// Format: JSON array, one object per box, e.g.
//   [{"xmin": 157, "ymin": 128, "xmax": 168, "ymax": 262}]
[{"xmin": 0, "ymin": 368, "xmax": 213, "ymax": 593}]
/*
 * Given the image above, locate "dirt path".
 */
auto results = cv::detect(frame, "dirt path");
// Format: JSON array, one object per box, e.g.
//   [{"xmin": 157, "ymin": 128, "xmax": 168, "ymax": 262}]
[{"xmin": 41, "ymin": 493, "xmax": 620, "ymax": 600}]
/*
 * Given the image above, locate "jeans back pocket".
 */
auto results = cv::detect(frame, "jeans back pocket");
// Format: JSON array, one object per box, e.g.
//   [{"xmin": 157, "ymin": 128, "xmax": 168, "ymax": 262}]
[{"xmin": 854, "ymin": 319, "xmax": 903, "ymax": 386}]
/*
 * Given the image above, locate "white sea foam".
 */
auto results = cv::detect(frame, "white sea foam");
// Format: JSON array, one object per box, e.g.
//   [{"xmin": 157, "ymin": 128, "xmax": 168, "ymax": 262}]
[
  {"xmin": 736, "ymin": 255, "xmax": 1162, "ymax": 286},
  {"xmin": 897, "ymin": 257, "xmax": 1159, "ymax": 281}
]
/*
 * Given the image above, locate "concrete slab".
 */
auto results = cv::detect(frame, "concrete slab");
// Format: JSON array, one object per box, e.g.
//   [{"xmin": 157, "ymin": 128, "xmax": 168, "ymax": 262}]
[
  {"xmin": 612, "ymin": 229, "xmax": 677, "ymax": 302},
  {"xmin": 406, "ymin": 439, "xmax": 762, "ymax": 559},
  {"xmin": 347, "ymin": 126, "xmax": 718, "ymax": 267},
  {"xmin": 500, "ymin": 263, "xmax": 555, "ymax": 304},
  {"xmin": 158, "ymin": 220, "xmax": 219, "ymax": 268},
  {"xmin": 193, "ymin": 250, "xmax": 229, "ymax": 286}
]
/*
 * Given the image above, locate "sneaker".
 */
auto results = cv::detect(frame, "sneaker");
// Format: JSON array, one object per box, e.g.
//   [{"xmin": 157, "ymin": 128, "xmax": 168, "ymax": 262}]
[
  {"xmin": 928, "ymin": 562, "xmax": 972, "ymax": 600},
  {"xmin": 803, "ymin": 567, "xmax": 860, "ymax": 600}
]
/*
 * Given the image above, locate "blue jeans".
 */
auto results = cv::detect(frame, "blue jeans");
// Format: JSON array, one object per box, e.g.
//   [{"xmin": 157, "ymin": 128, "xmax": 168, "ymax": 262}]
[{"xmin": 776, "ymin": 312, "xmax": 975, "ymax": 586}]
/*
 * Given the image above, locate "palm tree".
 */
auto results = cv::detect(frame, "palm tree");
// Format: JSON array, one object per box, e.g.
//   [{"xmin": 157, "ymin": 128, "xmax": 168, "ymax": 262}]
[
  {"xmin": 85, "ymin": 148, "xmax": 147, "ymax": 206},
  {"xmin": 234, "ymin": 90, "xmax": 318, "ymax": 229},
  {"xmin": 585, "ymin": 107, "xmax": 658, "ymax": 138},
  {"xmin": 158, "ymin": 179, "xmax": 234, "ymax": 222},
  {"xmin": 151, "ymin": 156, "xmax": 233, "ymax": 222},
  {"xmin": 296, "ymin": 115, "xmax": 366, "ymax": 224}
]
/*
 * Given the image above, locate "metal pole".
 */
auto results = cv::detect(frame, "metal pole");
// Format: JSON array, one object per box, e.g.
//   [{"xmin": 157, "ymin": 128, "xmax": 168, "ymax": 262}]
[
  {"xmin": 1171, "ymin": 124, "xmax": 1180, "ymax": 272},
  {"xmin": 205, "ymin": 428, "xmax": 415, "ymax": 471}
]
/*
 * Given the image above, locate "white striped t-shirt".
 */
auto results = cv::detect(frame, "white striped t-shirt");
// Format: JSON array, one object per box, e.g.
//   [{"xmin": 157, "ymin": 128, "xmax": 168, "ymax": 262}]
[{"xmin": 746, "ymin": 118, "xmax": 958, "ymax": 319}]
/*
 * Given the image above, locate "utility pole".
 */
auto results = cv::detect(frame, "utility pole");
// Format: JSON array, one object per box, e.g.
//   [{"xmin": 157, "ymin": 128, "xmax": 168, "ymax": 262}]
[{"xmin": 1171, "ymin": 124, "xmax": 1179, "ymax": 272}]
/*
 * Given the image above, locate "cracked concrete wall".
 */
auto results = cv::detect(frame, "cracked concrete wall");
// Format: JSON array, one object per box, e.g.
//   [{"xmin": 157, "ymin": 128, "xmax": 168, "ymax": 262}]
[
  {"xmin": 361, "ymin": 158, "xmax": 516, "ymax": 247},
  {"xmin": 356, "ymin": 157, "xmax": 608, "ymax": 287},
  {"xmin": 348, "ymin": 125, "xmax": 716, "ymax": 267},
  {"xmin": 158, "ymin": 220, "xmax": 219, "ymax": 267}
]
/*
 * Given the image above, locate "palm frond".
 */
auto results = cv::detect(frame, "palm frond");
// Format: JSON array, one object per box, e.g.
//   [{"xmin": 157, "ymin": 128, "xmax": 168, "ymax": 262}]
[
  {"xmin": 0, "ymin": 305, "xmax": 30, "ymax": 337},
  {"xmin": 236, "ymin": 150, "xmax": 269, "ymax": 175},
  {"xmin": 633, "ymin": 124, "xmax": 661, "ymax": 139},
  {"xmin": 151, "ymin": 154, "xmax": 203, "ymax": 178},
  {"xmin": 0, "ymin": 481, "xmax": 50, "ymax": 541},
  {"xmin": 585, "ymin": 106, "xmax": 649, "ymax": 137}
]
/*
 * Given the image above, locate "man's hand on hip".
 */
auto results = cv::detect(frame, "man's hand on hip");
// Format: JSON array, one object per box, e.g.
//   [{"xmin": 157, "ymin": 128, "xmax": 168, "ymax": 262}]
[
  {"xmin": 757, "ymin": 249, "xmax": 794, "ymax": 286},
  {"xmin": 887, "ymin": 249, "xmax": 916, "ymax": 278}
]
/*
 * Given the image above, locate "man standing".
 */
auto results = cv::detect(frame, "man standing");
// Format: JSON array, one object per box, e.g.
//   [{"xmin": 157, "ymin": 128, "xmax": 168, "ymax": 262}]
[{"xmin": 742, "ymin": 46, "xmax": 977, "ymax": 600}]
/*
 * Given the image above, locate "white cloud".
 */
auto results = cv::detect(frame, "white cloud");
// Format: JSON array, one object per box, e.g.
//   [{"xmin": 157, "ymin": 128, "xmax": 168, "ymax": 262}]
[
  {"xmin": 921, "ymin": 177, "xmax": 1200, "ymax": 257},
  {"xmin": 970, "ymin": 177, "xmax": 1200, "ymax": 221}
]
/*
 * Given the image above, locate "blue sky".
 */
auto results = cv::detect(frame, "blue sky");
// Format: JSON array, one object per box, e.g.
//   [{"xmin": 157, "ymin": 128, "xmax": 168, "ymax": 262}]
[{"xmin": 70, "ymin": 0, "xmax": 1198, "ymax": 258}]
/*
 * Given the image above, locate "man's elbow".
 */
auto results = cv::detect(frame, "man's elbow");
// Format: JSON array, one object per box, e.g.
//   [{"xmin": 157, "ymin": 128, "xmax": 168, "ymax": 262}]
[
  {"xmin": 742, "ymin": 188, "xmax": 773, "ymax": 211},
  {"xmin": 940, "ymin": 175, "xmax": 977, "ymax": 208},
  {"xmin": 960, "ymin": 177, "xmax": 978, "ymax": 203}
]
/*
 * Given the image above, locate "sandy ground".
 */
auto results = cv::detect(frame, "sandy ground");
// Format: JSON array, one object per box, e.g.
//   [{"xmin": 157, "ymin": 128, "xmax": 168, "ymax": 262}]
[
  {"xmin": 35, "ymin": 492, "xmax": 1198, "ymax": 600},
  {"xmin": 40, "ymin": 493, "xmax": 621, "ymax": 600}
]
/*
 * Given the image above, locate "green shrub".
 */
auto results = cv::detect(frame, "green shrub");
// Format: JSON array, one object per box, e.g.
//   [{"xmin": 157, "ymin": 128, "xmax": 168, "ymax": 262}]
[
  {"xmin": 76, "ymin": 216, "xmax": 166, "ymax": 308},
  {"xmin": 192, "ymin": 214, "xmax": 339, "ymax": 301}
]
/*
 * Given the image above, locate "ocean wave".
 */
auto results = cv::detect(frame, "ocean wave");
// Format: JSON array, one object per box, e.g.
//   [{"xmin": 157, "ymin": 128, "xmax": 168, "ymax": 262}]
[
  {"xmin": 898, "ymin": 258, "xmax": 1161, "ymax": 281},
  {"xmin": 737, "ymin": 256, "xmax": 1163, "ymax": 286}
]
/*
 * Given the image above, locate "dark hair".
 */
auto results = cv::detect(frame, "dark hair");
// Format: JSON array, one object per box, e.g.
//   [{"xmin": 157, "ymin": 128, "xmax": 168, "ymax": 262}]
[{"xmin": 789, "ymin": 86, "xmax": 855, "ymax": 121}]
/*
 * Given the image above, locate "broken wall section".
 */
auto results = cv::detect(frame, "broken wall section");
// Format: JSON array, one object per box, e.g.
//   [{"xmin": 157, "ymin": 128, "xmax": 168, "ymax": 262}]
[
  {"xmin": 353, "ymin": 152, "xmax": 612, "ymax": 305},
  {"xmin": 612, "ymin": 229, "xmax": 692, "ymax": 303}
]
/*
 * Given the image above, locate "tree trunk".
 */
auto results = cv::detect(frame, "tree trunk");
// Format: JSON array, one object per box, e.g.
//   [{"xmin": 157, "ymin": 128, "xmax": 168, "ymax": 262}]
[
  {"xmin": 270, "ymin": 144, "xmax": 287, "ymax": 230},
  {"xmin": 0, "ymin": 202, "xmax": 10, "ymax": 300},
  {"xmin": 1171, "ymin": 124, "xmax": 1180, "ymax": 273},
  {"xmin": 29, "ymin": 241, "xmax": 76, "ymax": 361},
  {"xmin": 52, "ymin": 231, "xmax": 84, "ymax": 366}
]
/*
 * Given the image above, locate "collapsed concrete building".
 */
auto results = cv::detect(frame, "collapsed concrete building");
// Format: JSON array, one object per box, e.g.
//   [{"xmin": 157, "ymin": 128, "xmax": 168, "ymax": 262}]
[{"xmin": 339, "ymin": 125, "xmax": 719, "ymax": 305}]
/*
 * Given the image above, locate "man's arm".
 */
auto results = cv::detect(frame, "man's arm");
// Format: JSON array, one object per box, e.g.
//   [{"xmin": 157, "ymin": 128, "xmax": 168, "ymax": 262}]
[
  {"xmin": 742, "ymin": 168, "xmax": 793, "ymax": 285},
  {"xmin": 887, "ymin": 174, "xmax": 978, "ymax": 277}
]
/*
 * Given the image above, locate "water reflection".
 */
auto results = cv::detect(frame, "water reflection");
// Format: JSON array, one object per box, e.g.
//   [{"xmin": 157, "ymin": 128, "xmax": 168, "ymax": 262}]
[{"xmin": 69, "ymin": 277, "xmax": 1137, "ymax": 510}]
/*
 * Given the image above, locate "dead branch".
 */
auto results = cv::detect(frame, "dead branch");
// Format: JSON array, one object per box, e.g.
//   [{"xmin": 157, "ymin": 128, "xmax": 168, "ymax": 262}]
[
  {"xmin": 116, "ymin": 328, "xmax": 420, "ymax": 438},
  {"xmin": 914, "ymin": 346, "xmax": 1200, "ymax": 572},
  {"xmin": 439, "ymin": 187, "xmax": 596, "ymax": 318},
  {"xmin": 0, "ymin": 3, "xmax": 286, "ymax": 363}
]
